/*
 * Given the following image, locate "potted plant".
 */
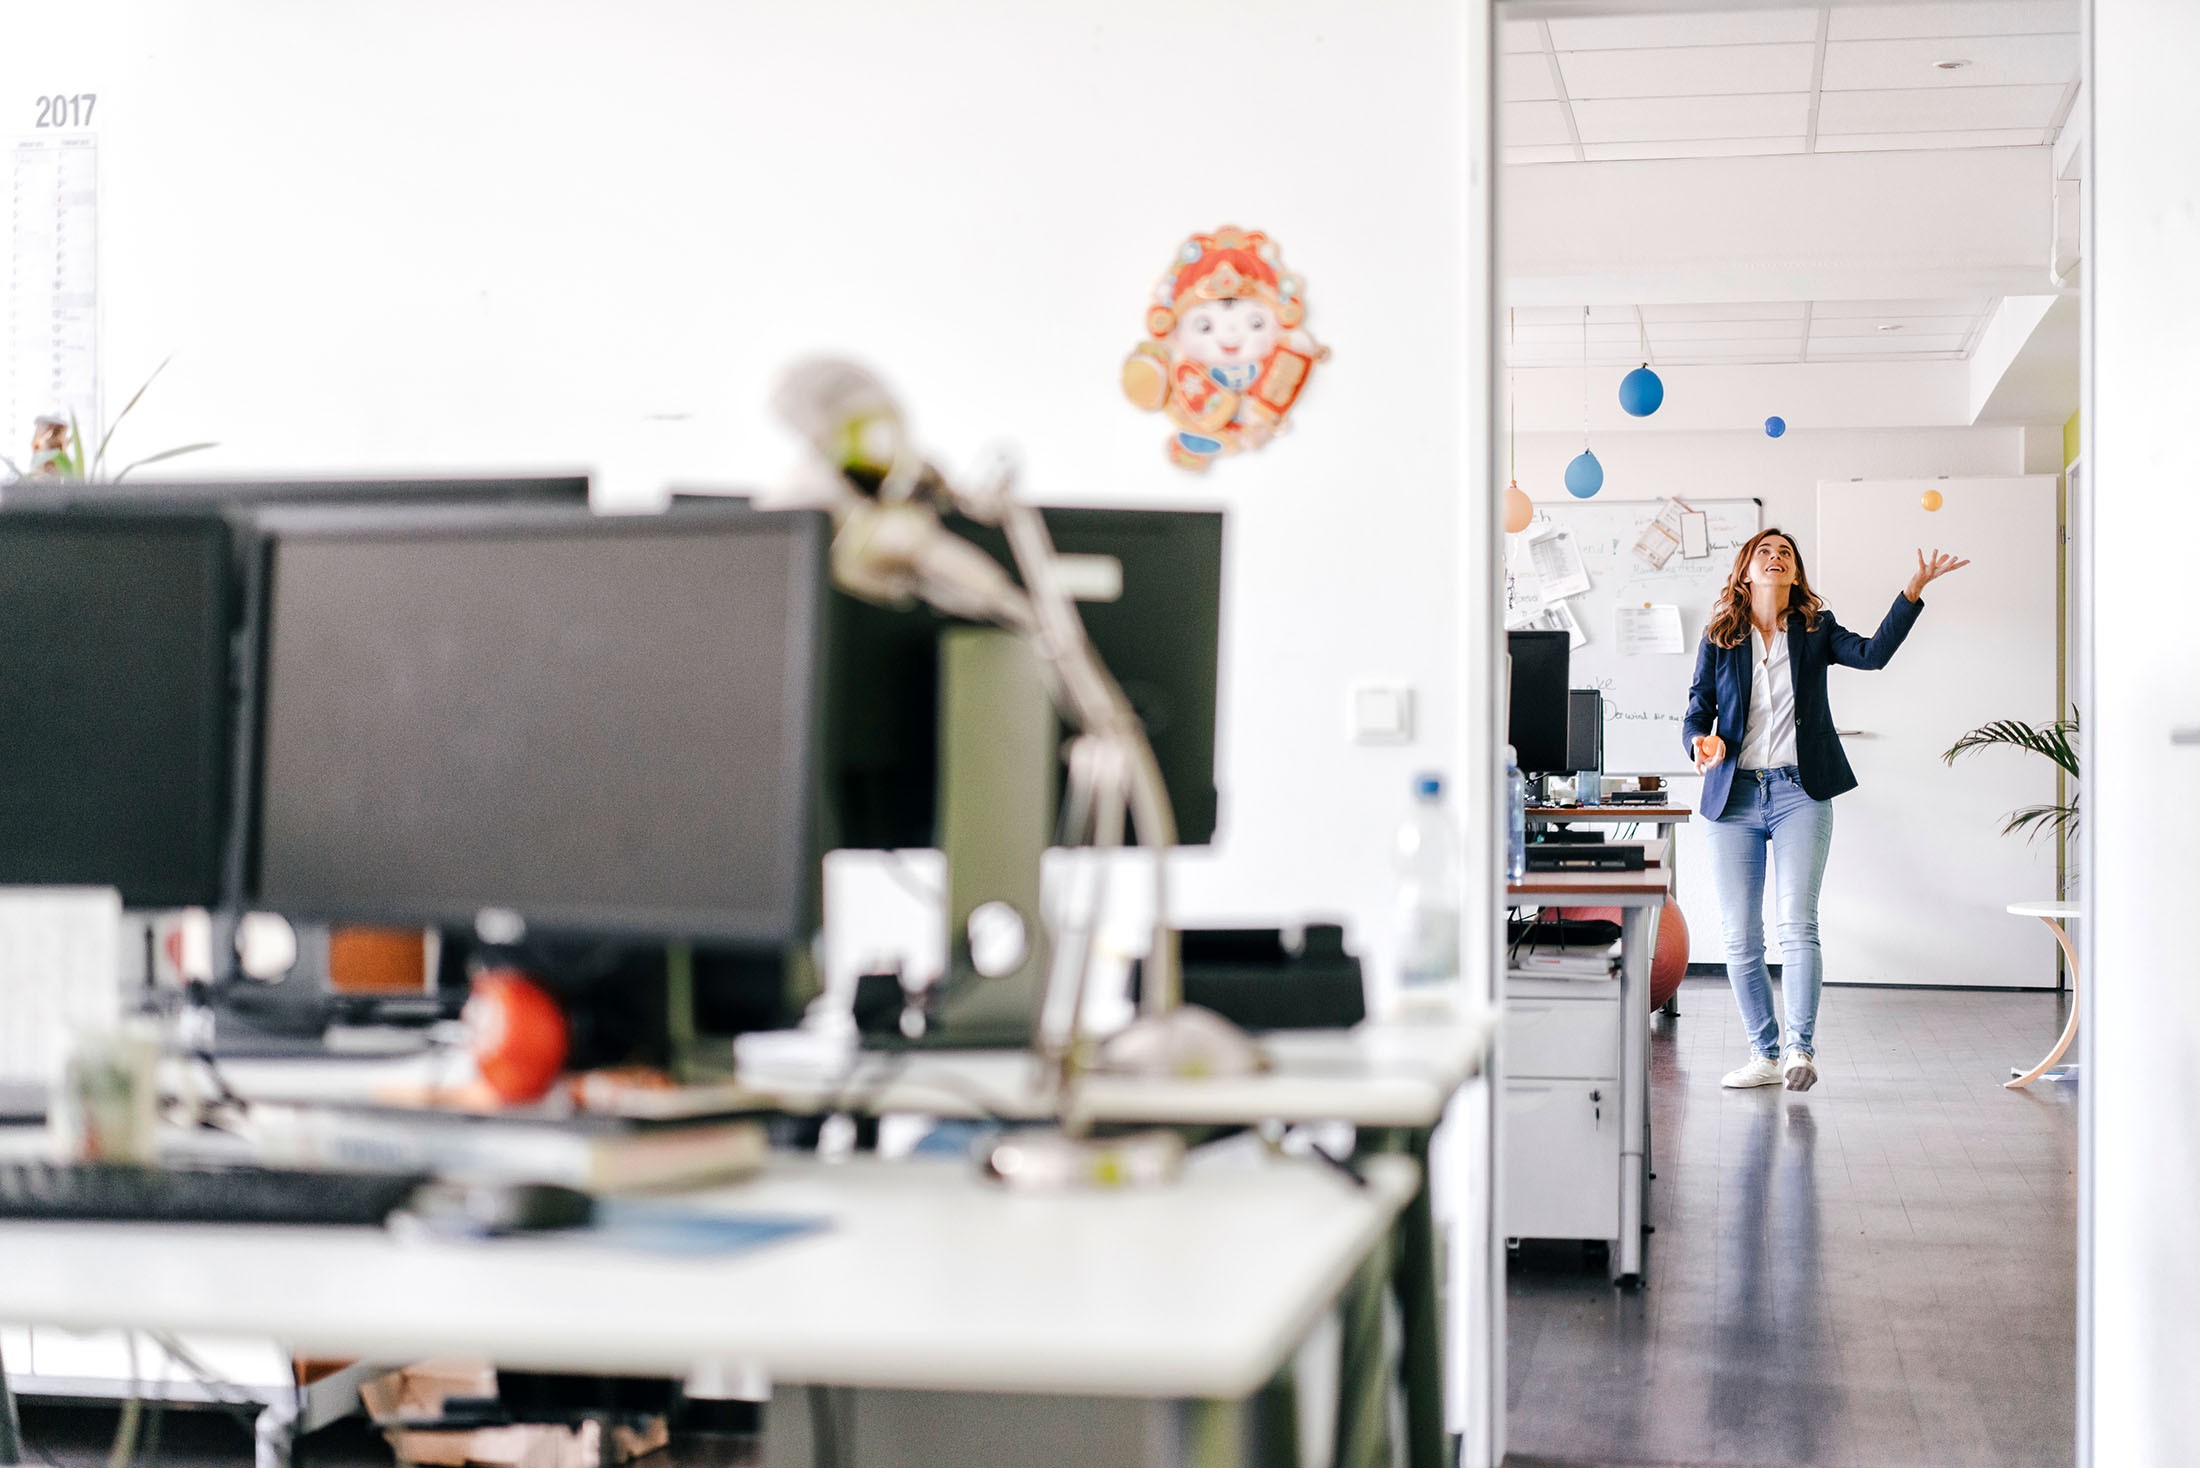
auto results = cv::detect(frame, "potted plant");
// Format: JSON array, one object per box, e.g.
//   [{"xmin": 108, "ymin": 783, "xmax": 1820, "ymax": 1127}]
[
  {"xmin": 1, "ymin": 357, "xmax": 216, "ymax": 484},
  {"xmin": 1940, "ymin": 709, "xmax": 2080, "ymax": 843}
]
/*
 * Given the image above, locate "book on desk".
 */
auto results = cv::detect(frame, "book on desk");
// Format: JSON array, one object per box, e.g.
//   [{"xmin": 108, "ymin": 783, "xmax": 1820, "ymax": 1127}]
[{"xmin": 240, "ymin": 1099, "xmax": 769, "ymax": 1193}]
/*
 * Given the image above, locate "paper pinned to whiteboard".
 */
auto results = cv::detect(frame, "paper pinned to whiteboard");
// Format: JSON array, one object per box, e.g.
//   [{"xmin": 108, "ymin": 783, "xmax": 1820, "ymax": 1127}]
[
  {"xmin": 1528, "ymin": 528, "xmax": 1591, "ymax": 600},
  {"xmin": 1680, "ymin": 509, "xmax": 1710, "ymax": 559},
  {"xmin": 1632, "ymin": 499, "xmax": 1689, "ymax": 571},
  {"xmin": 1542, "ymin": 599, "xmax": 1587, "ymax": 649},
  {"xmin": 1616, "ymin": 604, "xmax": 1685, "ymax": 657}
]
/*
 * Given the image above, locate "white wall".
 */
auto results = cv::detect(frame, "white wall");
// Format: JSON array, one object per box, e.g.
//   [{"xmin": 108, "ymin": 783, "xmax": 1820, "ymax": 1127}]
[
  {"xmin": 1510, "ymin": 422, "xmax": 2054, "ymax": 966},
  {"xmin": 2087, "ymin": 2, "xmax": 2200, "ymax": 1462},
  {"xmin": 0, "ymin": 0, "xmax": 1474, "ymax": 1000}
]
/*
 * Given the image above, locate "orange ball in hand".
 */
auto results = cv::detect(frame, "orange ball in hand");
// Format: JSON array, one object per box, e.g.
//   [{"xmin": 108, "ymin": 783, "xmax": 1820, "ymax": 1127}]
[{"xmin": 464, "ymin": 969, "xmax": 569, "ymax": 1104}]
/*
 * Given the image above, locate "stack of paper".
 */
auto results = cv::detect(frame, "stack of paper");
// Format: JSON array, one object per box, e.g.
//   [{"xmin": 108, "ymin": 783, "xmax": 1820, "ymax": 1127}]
[{"xmin": 1508, "ymin": 943, "xmax": 1621, "ymax": 982}]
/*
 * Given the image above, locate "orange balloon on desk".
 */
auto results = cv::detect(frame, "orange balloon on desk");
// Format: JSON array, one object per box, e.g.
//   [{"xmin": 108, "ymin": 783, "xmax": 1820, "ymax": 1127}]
[{"xmin": 464, "ymin": 969, "xmax": 570, "ymax": 1104}]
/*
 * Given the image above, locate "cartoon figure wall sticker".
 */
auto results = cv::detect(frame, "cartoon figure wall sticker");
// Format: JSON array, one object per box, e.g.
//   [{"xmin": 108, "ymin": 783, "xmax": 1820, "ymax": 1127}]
[{"xmin": 1121, "ymin": 227, "xmax": 1326, "ymax": 472}]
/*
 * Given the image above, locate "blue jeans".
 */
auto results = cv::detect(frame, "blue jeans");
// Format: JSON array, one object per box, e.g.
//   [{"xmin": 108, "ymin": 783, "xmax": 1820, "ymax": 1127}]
[{"xmin": 1703, "ymin": 766, "xmax": 1834, "ymax": 1059}]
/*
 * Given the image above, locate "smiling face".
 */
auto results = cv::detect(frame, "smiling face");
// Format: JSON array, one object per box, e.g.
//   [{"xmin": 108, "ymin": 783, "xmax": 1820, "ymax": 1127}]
[
  {"xmin": 1175, "ymin": 297, "xmax": 1280, "ymax": 370},
  {"xmin": 1743, "ymin": 533, "xmax": 1799, "ymax": 595}
]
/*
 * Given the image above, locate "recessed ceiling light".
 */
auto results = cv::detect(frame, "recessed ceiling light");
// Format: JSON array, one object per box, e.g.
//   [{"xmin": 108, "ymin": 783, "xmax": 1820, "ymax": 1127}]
[{"xmin": 1934, "ymin": 58, "xmax": 1972, "ymax": 71}]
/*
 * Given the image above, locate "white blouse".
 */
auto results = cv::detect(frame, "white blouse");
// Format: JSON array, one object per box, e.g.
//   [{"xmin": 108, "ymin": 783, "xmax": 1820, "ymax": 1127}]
[{"xmin": 1738, "ymin": 621, "xmax": 1799, "ymax": 770}]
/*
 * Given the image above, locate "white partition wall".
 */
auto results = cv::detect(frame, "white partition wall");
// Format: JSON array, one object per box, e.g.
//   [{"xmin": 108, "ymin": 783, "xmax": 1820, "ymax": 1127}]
[{"xmin": 2086, "ymin": 2, "xmax": 2200, "ymax": 1463}]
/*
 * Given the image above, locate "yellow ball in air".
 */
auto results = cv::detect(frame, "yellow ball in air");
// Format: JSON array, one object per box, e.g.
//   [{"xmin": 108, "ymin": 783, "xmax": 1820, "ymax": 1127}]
[{"xmin": 1921, "ymin": 489, "xmax": 1944, "ymax": 512}]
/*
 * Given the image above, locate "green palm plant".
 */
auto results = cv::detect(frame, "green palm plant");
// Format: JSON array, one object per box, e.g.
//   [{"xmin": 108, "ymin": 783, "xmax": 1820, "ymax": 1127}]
[{"xmin": 1941, "ymin": 708, "xmax": 2080, "ymax": 843}]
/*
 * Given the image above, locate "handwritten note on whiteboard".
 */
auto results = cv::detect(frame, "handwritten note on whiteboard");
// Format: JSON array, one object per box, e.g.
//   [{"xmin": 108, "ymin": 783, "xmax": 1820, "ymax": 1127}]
[{"xmin": 6, "ymin": 136, "xmax": 98, "ymax": 472}]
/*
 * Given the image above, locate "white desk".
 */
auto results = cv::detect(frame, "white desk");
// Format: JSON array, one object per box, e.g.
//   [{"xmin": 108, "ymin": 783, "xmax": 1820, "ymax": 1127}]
[
  {"xmin": 736, "ymin": 1015, "xmax": 1494, "ymax": 1468},
  {"xmin": 733, "ymin": 1016, "xmax": 1498, "ymax": 1130},
  {"xmin": 1506, "ymin": 869, "xmax": 1667, "ymax": 1284},
  {"xmin": 0, "ymin": 1149, "xmax": 1412, "ymax": 1467}
]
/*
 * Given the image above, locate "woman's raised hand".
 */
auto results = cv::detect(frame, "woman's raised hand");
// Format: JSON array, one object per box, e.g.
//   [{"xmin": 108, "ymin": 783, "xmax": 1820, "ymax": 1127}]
[
  {"xmin": 1906, "ymin": 548, "xmax": 1970, "ymax": 601},
  {"xmin": 1692, "ymin": 732, "xmax": 1725, "ymax": 774}
]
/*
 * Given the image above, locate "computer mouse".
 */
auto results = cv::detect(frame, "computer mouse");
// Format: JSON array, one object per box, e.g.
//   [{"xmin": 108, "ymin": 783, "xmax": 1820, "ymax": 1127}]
[{"xmin": 408, "ymin": 1179, "xmax": 596, "ymax": 1236}]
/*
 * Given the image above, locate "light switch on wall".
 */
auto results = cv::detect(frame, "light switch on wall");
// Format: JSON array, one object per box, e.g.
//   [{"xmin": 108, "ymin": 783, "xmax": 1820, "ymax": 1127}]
[{"xmin": 1351, "ymin": 685, "xmax": 1415, "ymax": 744}]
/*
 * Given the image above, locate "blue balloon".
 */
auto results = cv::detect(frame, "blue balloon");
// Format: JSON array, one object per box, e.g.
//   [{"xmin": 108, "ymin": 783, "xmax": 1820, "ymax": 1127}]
[
  {"xmin": 1618, "ymin": 365, "xmax": 1664, "ymax": 417},
  {"xmin": 1564, "ymin": 450, "xmax": 1603, "ymax": 498},
  {"xmin": 1764, "ymin": 415, "xmax": 1787, "ymax": 438}
]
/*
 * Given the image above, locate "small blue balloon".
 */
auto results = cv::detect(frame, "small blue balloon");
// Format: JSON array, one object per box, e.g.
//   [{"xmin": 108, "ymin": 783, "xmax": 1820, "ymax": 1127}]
[
  {"xmin": 1618, "ymin": 364, "xmax": 1664, "ymax": 417},
  {"xmin": 1564, "ymin": 450, "xmax": 1603, "ymax": 498},
  {"xmin": 1764, "ymin": 415, "xmax": 1787, "ymax": 438}
]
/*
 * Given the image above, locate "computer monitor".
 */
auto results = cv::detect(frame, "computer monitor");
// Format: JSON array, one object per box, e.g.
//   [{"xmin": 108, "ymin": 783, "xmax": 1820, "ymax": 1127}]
[
  {"xmin": 814, "ymin": 505, "xmax": 1226, "ymax": 850},
  {"xmin": 1506, "ymin": 630, "xmax": 1571, "ymax": 776},
  {"xmin": 1, "ymin": 474, "xmax": 591, "ymax": 514},
  {"xmin": 0, "ymin": 512, "xmax": 235, "ymax": 908},
  {"xmin": 241, "ymin": 505, "xmax": 830, "ymax": 950},
  {"xmin": 1566, "ymin": 688, "xmax": 1604, "ymax": 774}
]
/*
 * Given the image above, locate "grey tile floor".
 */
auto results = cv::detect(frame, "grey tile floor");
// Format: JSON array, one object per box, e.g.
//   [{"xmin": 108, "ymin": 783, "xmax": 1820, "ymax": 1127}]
[{"xmin": 1505, "ymin": 977, "xmax": 2080, "ymax": 1468}]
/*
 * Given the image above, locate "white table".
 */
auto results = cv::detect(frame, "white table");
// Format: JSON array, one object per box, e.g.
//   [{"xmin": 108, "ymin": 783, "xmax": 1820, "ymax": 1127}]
[
  {"xmin": 735, "ymin": 1015, "xmax": 1495, "ymax": 1468},
  {"xmin": 1506, "ymin": 868, "xmax": 1667, "ymax": 1284},
  {"xmin": 0, "ymin": 1149, "xmax": 1414, "ymax": 1468},
  {"xmin": 2005, "ymin": 901, "xmax": 2081, "ymax": 1088}
]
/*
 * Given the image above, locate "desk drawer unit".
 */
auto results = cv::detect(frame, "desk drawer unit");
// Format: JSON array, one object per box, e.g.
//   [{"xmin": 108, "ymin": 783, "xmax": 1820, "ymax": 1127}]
[
  {"xmin": 1503, "ymin": 1080, "xmax": 1621, "ymax": 1240},
  {"xmin": 1504, "ymin": 992, "xmax": 1619, "ymax": 1080}
]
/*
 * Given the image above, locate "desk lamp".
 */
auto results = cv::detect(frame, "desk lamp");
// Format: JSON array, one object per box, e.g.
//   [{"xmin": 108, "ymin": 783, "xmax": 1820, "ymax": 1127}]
[{"xmin": 771, "ymin": 359, "xmax": 1267, "ymax": 1113}]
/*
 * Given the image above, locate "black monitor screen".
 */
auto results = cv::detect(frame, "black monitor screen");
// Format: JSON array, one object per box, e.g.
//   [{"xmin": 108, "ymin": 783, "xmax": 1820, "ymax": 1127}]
[
  {"xmin": 816, "ymin": 505, "xmax": 1225, "ymax": 851},
  {"xmin": 1, "ymin": 474, "xmax": 590, "ymax": 514},
  {"xmin": 0, "ymin": 513, "xmax": 233, "ymax": 907},
  {"xmin": 1507, "ymin": 630, "xmax": 1571, "ymax": 775},
  {"xmin": 247, "ymin": 509, "xmax": 827, "ymax": 947}
]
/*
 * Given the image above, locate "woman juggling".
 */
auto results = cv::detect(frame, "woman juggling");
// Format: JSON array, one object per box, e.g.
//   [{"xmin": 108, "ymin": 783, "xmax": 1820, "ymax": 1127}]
[{"xmin": 1683, "ymin": 529, "xmax": 1969, "ymax": 1092}]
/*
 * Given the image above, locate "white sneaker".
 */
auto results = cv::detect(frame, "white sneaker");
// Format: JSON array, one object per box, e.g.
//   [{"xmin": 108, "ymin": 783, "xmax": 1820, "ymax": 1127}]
[
  {"xmin": 1783, "ymin": 1046, "xmax": 1819, "ymax": 1092},
  {"xmin": 1722, "ymin": 1054, "xmax": 1782, "ymax": 1088}
]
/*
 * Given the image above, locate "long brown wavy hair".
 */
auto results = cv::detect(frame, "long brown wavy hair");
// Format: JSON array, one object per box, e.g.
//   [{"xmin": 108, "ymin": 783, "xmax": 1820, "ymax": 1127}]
[{"xmin": 1704, "ymin": 527, "xmax": 1825, "ymax": 648}]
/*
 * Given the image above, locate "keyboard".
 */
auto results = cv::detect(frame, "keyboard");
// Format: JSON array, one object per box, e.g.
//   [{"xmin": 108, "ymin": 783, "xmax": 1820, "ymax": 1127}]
[
  {"xmin": 0, "ymin": 1161, "xmax": 428, "ymax": 1227},
  {"xmin": 1525, "ymin": 843, "xmax": 1647, "ymax": 872}
]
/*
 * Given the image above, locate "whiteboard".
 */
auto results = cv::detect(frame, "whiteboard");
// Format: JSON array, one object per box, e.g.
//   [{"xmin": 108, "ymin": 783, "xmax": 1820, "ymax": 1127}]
[{"xmin": 1506, "ymin": 497, "xmax": 1761, "ymax": 774}]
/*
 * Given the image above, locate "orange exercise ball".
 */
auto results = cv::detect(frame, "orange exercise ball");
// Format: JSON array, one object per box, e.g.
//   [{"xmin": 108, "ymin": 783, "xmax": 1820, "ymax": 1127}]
[
  {"xmin": 1559, "ymin": 903, "xmax": 1691, "ymax": 1011},
  {"xmin": 1503, "ymin": 483, "xmax": 1535, "ymax": 534},
  {"xmin": 464, "ymin": 968, "xmax": 570, "ymax": 1104},
  {"xmin": 1921, "ymin": 489, "xmax": 1944, "ymax": 512}
]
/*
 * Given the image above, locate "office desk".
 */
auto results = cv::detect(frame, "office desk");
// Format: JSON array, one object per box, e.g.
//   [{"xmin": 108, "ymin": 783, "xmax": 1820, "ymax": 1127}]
[
  {"xmin": 1506, "ymin": 868, "xmax": 1667, "ymax": 1283},
  {"xmin": 1530, "ymin": 805, "xmax": 1691, "ymax": 1013},
  {"xmin": 737, "ymin": 1016, "xmax": 1494, "ymax": 1468},
  {"xmin": 0, "ymin": 1148, "xmax": 1414, "ymax": 1468}
]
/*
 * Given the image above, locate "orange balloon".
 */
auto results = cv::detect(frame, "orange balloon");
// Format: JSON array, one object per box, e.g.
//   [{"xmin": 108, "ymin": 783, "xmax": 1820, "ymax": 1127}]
[
  {"xmin": 1560, "ymin": 903, "xmax": 1692, "ymax": 1010},
  {"xmin": 1921, "ymin": 489, "xmax": 1945, "ymax": 512},
  {"xmin": 1503, "ymin": 483, "xmax": 1534, "ymax": 534},
  {"xmin": 465, "ymin": 968, "xmax": 570, "ymax": 1104}
]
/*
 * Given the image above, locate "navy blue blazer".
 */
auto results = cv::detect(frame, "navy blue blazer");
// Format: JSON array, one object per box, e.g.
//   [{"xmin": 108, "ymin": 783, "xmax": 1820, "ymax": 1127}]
[{"xmin": 1682, "ymin": 592, "xmax": 1925, "ymax": 819}]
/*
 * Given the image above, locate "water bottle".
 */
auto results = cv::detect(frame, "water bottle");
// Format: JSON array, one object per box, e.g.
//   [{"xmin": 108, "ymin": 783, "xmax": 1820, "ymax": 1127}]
[
  {"xmin": 1506, "ymin": 745, "xmax": 1527, "ymax": 882},
  {"xmin": 1394, "ymin": 773, "xmax": 1462, "ymax": 1014}
]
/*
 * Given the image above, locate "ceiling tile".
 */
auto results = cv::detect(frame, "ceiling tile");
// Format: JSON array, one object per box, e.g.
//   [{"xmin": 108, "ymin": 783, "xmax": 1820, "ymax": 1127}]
[
  {"xmin": 1816, "ymin": 84, "xmax": 2068, "ymax": 134},
  {"xmin": 1814, "ymin": 297, "xmax": 1991, "ymax": 318},
  {"xmin": 1821, "ymin": 34, "xmax": 2079, "ymax": 91},
  {"xmin": 1505, "ymin": 346, "xmax": 1645, "ymax": 367},
  {"xmin": 1581, "ymin": 137, "xmax": 1804, "ymax": 161},
  {"xmin": 1502, "ymin": 50, "xmax": 1560, "ymax": 102},
  {"xmin": 1555, "ymin": 42, "xmax": 1816, "ymax": 100},
  {"xmin": 1509, "ymin": 306, "xmax": 1640, "ymax": 326},
  {"xmin": 1501, "ymin": 18, "xmax": 1546, "ymax": 54},
  {"xmin": 1571, "ymin": 92, "xmax": 1811, "ymax": 143},
  {"xmin": 1810, "ymin": 315, "xmax": 1981, "ymax": 338},
  {"xmin": 1813, "ymin": 127, "xmax": 2047, "ymax": 152},
  {"xmin": 1513, "ymin": 322, "xmax": 1645, "ymax": 345},
  {"xmin": 1651, "ymin": 338, "xmax": 1806, "ymax": 359},
  {"xmin": 1546, "ymin": 9, "xmax": 1821, "ymax": 49},
  {"xmin": 1809, "ymin": 334, "xmax": 1974, "ymax": 354},
  {"xmin": 1828, "ymin": 2, "xmax": 2080, "ymax": 42},
  {"xmin": 1504, "ymin": 144, "xmax": 1581, "ymax": 166},
  {"xmin": 1640, "ymin": 303, "xmax": 1810, "ymax": 324},
  {"xmin": 1650, "ymin": 318, "xmax": 1825, "ymax": 342},
  {"xmin": 1504, "ymin": 100, "xmax": 1575, "ymax": 147}
]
